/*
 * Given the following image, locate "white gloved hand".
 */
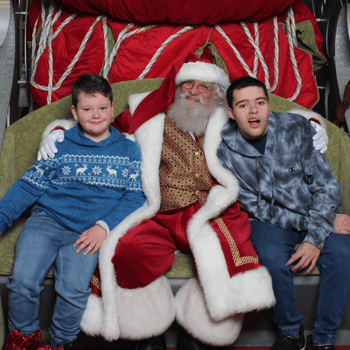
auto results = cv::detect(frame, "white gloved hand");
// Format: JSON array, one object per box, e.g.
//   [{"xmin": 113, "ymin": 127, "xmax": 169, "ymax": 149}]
[
  {"xmin": 37, "ymin": 129, "xmax": 65, "ymax": 161},
  {"xmin": 310, "ymin": 121, "xmax": 328, "ymax": 154}
]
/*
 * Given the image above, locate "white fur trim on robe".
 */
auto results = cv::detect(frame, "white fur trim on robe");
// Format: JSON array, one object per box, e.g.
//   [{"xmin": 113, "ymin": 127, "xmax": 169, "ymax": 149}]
[
  {"xmin": 80, "ymin": 294, "xmax": 104, "ymax": 336},
  {"xmin": 82, "ymin": 113, "xmax": 174, "ymax": 340},
  {"xmin": 185, "ymin": 108, "xmax": 275, "ymax": 320},
  {"xmin": 176, "ymin": 278, "xmax": 243, "ymax": 346}
]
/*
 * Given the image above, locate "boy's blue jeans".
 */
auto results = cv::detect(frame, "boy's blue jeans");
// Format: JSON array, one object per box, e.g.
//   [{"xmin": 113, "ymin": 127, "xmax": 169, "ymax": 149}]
[
  {"xmin": 250, "ymin": 221, "xmax": 350, "ymax": 345},
  {"xmin": 7, "ymin": 211, "xmax": 99, "ymax": 347}
]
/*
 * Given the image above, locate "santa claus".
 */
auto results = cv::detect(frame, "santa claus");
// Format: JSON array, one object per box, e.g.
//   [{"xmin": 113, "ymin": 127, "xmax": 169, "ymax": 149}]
[{"xmin": 37, "ymin": 54, "xmax": 327, "ymax": 350}]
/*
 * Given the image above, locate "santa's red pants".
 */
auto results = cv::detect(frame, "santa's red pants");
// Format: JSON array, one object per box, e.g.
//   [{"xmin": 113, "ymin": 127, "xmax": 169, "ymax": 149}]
[{"xmin": 112, "ymin": 201, "xmax": 261, "ymax": 289}]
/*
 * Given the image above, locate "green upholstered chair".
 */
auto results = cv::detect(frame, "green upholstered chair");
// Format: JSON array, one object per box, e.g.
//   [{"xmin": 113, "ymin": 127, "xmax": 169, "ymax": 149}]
[{"xmin": 0, "ymin": 78, "xmax": 349, "ymax": 280}]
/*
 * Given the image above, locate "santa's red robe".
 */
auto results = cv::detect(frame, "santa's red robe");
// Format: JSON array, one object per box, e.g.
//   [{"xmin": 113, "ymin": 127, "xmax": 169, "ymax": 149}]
[{"xmin": 74, "ymin": 91, "xmax": 276, "ymax": 345}]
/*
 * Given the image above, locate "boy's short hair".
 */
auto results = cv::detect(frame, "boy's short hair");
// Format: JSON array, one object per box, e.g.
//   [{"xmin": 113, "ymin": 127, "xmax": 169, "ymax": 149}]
[
  {"xmin": 72, "ymin": 74, "xmax": 113, "ymax": 108},
  {"xmin": 226, "ymin": 76, "xmax": 268, "ymax": 109}
]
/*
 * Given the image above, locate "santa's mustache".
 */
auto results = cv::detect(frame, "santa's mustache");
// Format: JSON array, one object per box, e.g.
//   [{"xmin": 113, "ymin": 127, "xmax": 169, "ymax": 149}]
[{"xmin": 180, "ymin": 91, "xmax": 206, "ymax": 105}]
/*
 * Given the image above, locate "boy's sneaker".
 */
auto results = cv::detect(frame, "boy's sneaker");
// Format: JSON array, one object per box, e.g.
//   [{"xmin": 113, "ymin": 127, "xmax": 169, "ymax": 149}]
[
  {"xmin": 305, "ymin": 335, "xmax": 334, "ymax": 350},
  {"xmin": 270, "ymin": 326, "xmax": 306, "ymax": 350}
]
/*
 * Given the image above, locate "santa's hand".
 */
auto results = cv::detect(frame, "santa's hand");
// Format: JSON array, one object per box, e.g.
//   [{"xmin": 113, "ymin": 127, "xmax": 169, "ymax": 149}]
[
  {"xmin": 37, "ymin": 129, "xmax": 65, "ymax": 161},
  {"xmin": 310, "ymin": 121, "xmax": 328, "ymax": 154}
]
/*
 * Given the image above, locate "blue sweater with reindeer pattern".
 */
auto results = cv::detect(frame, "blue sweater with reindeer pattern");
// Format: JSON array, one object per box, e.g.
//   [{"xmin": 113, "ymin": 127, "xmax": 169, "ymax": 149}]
[{"xmin": 0, "ymin": 124, "xmax": 145, "ymax": 234}]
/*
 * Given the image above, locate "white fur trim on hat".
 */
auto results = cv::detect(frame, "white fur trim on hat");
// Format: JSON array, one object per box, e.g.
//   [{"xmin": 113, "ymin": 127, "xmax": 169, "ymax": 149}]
[{"xmin": 175, "ymin": 62, "xmax": 230, "ymax": 90}]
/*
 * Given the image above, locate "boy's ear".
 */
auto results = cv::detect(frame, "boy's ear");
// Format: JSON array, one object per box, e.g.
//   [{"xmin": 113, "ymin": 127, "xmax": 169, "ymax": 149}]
[
  {"xmin": 71, "ymin": 105, "xmax": 78, "ymax": 122},
  {"xmin": 227, "ymin": 107, "xmax": 235, "ymax": 120}
]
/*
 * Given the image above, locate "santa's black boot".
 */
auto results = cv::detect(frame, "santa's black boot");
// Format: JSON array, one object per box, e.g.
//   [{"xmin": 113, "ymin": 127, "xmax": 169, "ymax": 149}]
[
  {"xmin": 177, "ymin": 327, "xmax": 231, "ymax": 350},
  {"xmin": 135, "ymin": 334, "xmax": 167, "ymax": 350}
]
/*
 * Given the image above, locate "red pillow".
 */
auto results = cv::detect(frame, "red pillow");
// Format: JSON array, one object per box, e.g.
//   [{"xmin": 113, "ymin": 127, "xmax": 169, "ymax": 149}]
[
  {"xmin": 27, "ymin": 0, "xmax": 322, "ymax": 110},
  {"xmin": 53, "ymin": 0, "xmax": 297, "ymax": 24}
]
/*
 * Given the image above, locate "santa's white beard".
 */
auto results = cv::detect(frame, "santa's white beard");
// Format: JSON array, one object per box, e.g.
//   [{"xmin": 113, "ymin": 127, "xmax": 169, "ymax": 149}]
[{"xmin": 167, "ymin": 91, "xmax": 217, "ymax": 136}]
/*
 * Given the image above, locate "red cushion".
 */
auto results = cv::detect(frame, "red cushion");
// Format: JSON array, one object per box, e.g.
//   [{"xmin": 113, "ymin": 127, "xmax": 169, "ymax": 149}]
[
  {"xmin": 53, "ymin": 0, "xmax": 297, "ymax": 24},
  {"xmin": 27, "ymin": 0, "xmax": 322, "ymax": 110}
]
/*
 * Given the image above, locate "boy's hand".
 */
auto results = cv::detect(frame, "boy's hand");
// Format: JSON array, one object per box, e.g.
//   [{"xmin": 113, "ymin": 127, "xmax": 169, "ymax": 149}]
[
  {"xmin": 286, "ymin": 242, "xmax": 321, "ymax": 274},
  {"xmin": 73, "ymin": 225, "xmax": 107, "ymax": 255},
  {"xmin": 334, "ymin": 214, "xmax": 350, "ymax": 235}
]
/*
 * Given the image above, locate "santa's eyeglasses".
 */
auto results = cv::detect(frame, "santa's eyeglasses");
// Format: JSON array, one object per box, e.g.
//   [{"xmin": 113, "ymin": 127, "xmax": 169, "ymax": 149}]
[{"xmin": 181, "ymin": 81, "xmax": 213, "ymax": 94}]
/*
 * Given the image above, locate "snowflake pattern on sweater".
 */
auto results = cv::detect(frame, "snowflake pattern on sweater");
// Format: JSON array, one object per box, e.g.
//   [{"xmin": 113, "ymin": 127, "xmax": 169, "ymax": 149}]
[{"xmin": 24, "ymin": 155, "xmax": 141, "ymax": 191}]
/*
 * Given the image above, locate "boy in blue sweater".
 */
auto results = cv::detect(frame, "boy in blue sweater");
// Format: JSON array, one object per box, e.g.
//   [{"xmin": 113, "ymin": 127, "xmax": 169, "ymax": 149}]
[{"xmin": 2, "ymin": 74, "xmax": 145, "ymax": 349}]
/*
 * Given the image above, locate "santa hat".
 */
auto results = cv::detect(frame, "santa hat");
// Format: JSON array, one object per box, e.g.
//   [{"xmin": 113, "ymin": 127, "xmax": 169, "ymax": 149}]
[
  {"xmin": 175, "ymin": 61, "xmax": 230, "ymax": 90},
  {"xmin": 112, "ymin": 52, "xmax": 230, "ymax": 134}
]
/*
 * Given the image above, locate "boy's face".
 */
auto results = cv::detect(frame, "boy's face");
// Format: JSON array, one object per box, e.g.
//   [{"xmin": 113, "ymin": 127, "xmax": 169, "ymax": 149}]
[
  {"xmin": 227, "ymin": 86, "xmax": 270, "ymax": 140},
  {"xmin": 71, "ymin": 92, "xmax": 114, "ymax": 142}
]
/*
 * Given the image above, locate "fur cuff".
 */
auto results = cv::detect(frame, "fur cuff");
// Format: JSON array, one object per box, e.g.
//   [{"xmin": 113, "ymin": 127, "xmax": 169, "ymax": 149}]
[
  {"xmin": 287, "ymin": 108, "xmax": 326, "ymax": 131},
  {"xmin": 203, "ymin": 266, "xmax": 276, "ymax": 321},
  {"xmin": 41, "ymin": 119, "xmax": 77, "ymax": 141},
  {"xmin": 96, "ymin": 220, "xmax": 110, "ymax": 235},
  {"xmin": 176, "ymin": 278, "xmax": 243, "ymax": 346},
  {"xmin": 116, "ymin": 276, "xmax": 176, "ymax": 340},
  {"xmin": 80, "ymin": 294, "xmax": 104, "ymax": 336},
  {"xmin": 187, "ymin": 220, "xmax": 275, "ymax": 321}
]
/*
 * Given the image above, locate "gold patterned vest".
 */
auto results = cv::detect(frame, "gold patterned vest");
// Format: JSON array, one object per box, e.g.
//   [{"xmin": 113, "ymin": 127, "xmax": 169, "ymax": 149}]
[{"xmin": 159, "ymin": 116, "xmax": 213, "ymax": 211}]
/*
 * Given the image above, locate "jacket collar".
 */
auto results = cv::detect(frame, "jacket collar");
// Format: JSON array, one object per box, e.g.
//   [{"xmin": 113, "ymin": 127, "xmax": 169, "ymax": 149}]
[{"xmin": 221, "ymin": 111, "xmax": 277, "ymax": 157}]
